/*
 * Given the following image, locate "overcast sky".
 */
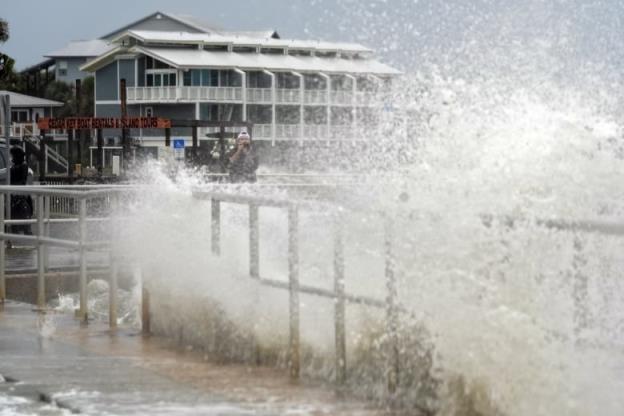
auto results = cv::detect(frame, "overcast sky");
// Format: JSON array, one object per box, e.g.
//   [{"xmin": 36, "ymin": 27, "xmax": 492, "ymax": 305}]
[{"xmin": 1, "ymin": 0, "xmax": 623, "ymax": 73}]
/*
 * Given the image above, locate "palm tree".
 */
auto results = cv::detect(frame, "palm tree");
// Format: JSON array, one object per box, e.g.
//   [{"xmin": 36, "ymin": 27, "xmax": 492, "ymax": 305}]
[{"xmin": 0, "ymin": 19, "xmax": 8, "ymax": 43}]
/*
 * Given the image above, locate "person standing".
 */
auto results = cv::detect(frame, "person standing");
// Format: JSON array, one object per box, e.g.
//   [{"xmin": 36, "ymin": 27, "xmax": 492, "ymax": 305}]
[
  {"xmin": 9, "ymin": 147, "xmax": 33, "ymax": 236},
  {"xmin": 228, "ymin": 131, "xmax": 259, "ymax": 183}
]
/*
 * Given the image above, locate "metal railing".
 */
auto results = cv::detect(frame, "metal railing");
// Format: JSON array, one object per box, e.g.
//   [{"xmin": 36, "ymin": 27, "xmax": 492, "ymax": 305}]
[
  {"xmin": 0, "ymin": 186, "xmax": 128, "ymax": 330},
  {"xmin": 2, "ymin": 183, "xmax": 619, "ymax": 393},
  {"xmin": 191, "ymin": 189, "xmax": 395, "ymax": 386},
  {"xmin": 125, "ymin": 86, "xmax": 381, "ymax": 107}
]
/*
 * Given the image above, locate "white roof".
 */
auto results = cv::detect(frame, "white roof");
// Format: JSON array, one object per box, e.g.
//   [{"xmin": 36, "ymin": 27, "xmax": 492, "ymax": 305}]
[
  {"xmin": 45, "ymin": 39, "xmax": 114, "ymax": 58},
  {"xmin": 136, "ymin": 46, "xmax": 399, "ymax": 75},
  {"xmin": 114, "ymin": 30, "xmax": 373, "ymax": 54},
  {"xmin": 0, "ymin": 91, "xmax": 64, "ymax": 107}
]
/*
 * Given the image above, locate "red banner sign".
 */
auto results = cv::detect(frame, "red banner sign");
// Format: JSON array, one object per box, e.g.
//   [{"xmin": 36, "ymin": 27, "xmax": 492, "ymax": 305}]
[{"xmin": 37, "ymin": 117, "xmax": 171, "ymax": 130}]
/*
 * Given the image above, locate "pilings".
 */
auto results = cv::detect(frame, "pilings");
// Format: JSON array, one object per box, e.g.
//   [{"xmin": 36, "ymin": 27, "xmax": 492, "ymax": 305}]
[
  {"xmin": 288, "ymin": 204, "xmax": 300, "ymax": 381},
  {"xmin": 36, "ymin": 195, "xmax": 45, "ymax": 309},
  {"xmin": 249, "ymin": 203, "xmax": 259, "ymax": 278},
  {"xmin": 0, "ymin": 194, "xmax": 5, "ymax": 303},
  {"xmin": 384, "ymin": 215, "xmax": 400, "ymax": 394},
  {"xmin": 78, "ymin": 198, "xmax": 88, "ymax": 323},
  {"xmin": 333, "ymin": 209, "xmax": 347, "ymax": 387}
]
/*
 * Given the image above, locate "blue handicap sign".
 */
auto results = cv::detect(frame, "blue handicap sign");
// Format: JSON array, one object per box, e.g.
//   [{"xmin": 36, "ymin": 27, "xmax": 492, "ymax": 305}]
[{"xmin": 173, "ymin": 139, "xmax": 185, "ymax": 149}]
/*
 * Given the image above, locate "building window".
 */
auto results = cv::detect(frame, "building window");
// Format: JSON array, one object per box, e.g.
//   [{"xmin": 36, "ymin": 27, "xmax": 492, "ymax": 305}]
[
  {"xmin": 146, "ymin": 71, "xmax": 176, "ymax": 87},
  {"xmin": 58, "ymin": 60, "xmax": 68, "ymax": 77},
  {"xmin": 145, "ymin": 107, "xmax": 153, "ymax": 117},
  {"xmin": 145, "ymin": 56, "xmax": 171, "ymax": 70},
  {"xmin": 191, "ymin": 70, "xmax": 201, "ymax": 86},
  {"xmin": 183, "ymin": 71, "xmax": 192, "ymax": 86},
  {"xmin": 11, "ymin": 109, "xmax": 29, "ymax": 123}
]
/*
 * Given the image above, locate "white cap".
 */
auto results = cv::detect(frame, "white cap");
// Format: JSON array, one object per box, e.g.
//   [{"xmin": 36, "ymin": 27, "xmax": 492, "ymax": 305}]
[{"xmin": 237, "ymin": 131, "xmax": 250, "ymax": 140}]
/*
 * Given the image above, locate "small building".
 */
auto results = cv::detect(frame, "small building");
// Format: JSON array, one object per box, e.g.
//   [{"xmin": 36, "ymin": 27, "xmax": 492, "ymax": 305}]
[{"xmin": 0, "ymin": 90, "xmax": 63, "ymax": 137}]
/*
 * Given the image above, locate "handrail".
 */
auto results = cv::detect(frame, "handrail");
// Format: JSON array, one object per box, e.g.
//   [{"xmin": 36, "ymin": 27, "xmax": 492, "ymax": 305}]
[{"xmin": 0, "ymin": 182, "xmax": 621, "ymax": 396}]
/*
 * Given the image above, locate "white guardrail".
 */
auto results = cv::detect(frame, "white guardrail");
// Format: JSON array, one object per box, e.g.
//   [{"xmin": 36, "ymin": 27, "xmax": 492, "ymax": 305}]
[
  {"xmin": 126, "ymin": 87, "xmax": 380, "ymax": 106},
  {"xmin": 1, "ymin": 183, "xmax": 620, "ymax": 389}
]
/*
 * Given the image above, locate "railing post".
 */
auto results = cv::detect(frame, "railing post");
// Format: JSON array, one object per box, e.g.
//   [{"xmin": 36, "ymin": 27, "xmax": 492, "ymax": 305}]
[
  {"xmin": 334, "ymin": 209, "xmax": 347, "ymax": 388},
  {"xmin": 249, "ymin": 203, "xmax": 259, "ymax": 278},
  {"xmin": 43, "ymin": 196, "xmax": 50, "ymax": 272},
  {"xmin": 109, "ymin": 193, "xmax": 118, "ymax": 329},
  {"xmin": 139, "ymin": 264, "xmax": 150, "ymax": 335},
  {"xmin": 36, "ymin": 195, "xmax": 45, "ymax": 309},
  {"xmin": 288, "ymin": 204, "xmax": 300, "ymax": 381},
  {"xmin": 0, "ymin": 194, "xmax": 5, "ymax": 304},
  {"xmin": 211, "ymin": 199, "xmax": 221, "ymax": 255},
  {"xmin": 78, "ymin": 197, "xmax": 88, "ymax": 323},
  {"xmin": 384, "ymin": 215, "xmax": 400, "ymax": 394}
]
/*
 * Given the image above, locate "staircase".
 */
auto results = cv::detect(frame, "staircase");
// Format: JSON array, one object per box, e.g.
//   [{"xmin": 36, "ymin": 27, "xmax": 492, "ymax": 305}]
[{"xmin": 22, "ymin": 136, "xmax": 69, "ymax": 174}]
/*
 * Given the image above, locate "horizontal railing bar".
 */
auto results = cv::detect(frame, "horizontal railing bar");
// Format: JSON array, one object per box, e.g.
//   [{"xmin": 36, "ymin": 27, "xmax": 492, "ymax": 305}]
[
  {"xmin": 536, "ymin": 218, "xmax": 624, "ymax": 237},
  {"xmin": 5, "ymin": 265, "xmax": 111, "ymax": 275},
  {"xmin": 0, "ymin": 233, "xmax": 80, "ymax": 248},
  {"xmin": 193, "ymin": 191, "xmax": 292, "ymax": 208},
  {"xmin": 4, "ymin": 218, "xmax": 110, "ymax": 225},
  {"xmin": 257, "ymin": 277, "xmax": 385, "ymax": 309}
]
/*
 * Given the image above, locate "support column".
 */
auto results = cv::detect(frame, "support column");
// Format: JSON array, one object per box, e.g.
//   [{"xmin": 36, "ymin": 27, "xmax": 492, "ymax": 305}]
[
  {"xmin": 233, "ymin": 68, "xmax": 247, "ymax": 121},
  {"xmin": 97, "ymin": 129, "xmax": 103, "ymax": 176},
  {"xmin": 39, "ymin": 130, "xmax": 46, "ymax": 182},
  {"xmin": 291, "ymin": 71, "xmax": 304, "ymax": 143},
  {"xmin": 345, "ymin": 74, "xmax": 357, "ymax": 141},
  {"xmin": 119, "ymin": 78, "xmax": 129, "ymax": 173},
  {"xmin": 262, "ymin": 70, "xmax": 276, "ymax": 146},
  {"xmin": 319, "ymin": 73, "xmax": 331, "ymax": 143},
  {"xmin": 67, "ymin": 130, "xmax": 74, "ymax": 179},
  {"xmin": 1, "ymin": 95, "xmax": 9, "ymax": 186}
]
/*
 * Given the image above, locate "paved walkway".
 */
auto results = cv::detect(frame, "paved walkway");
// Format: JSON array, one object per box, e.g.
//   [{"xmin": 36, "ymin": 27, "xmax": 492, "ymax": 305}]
[{"xmin": 0, "ymin": 301, "xmax": 387, "ymax": 415}]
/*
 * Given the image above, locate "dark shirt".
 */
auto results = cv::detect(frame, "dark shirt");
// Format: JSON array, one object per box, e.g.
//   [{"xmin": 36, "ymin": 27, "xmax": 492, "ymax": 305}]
[
  {"xmin": 228, "ymin": 148, "xmax": 259, "ymax": 183},
  {"xmin": 10, "ymin": 163, "xmax": 29, "ymax": 185},
  {"xmin": 9, "ymin": 163, "xmax": 33, "ymax": 220}
]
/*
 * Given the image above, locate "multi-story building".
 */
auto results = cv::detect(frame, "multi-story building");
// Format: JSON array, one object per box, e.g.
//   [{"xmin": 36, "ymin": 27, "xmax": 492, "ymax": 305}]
[
  {"xmin": 28, "ymin": 11, "xmax": 401, "ymax": 167},
  {"xmin": 23, "ymin": 11, "xmax": 278, "ymax": 90}
]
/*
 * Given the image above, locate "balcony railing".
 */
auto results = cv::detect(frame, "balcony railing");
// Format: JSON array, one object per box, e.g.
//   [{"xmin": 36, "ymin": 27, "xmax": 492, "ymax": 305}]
[
  {"xmin": 0, "ymin": 122, "xmax": 38, "ymax": 138},
  {"xmin": 193, "ymin": 124, "xmax": 377, "ymax": 142},
  {"xmin": 126, "ymin": 87, "xmax": 380, "ymax": 106}
]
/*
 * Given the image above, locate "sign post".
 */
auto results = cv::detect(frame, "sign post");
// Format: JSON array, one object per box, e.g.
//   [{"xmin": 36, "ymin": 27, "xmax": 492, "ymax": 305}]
[
  {"xmin": 172, "ymin": 139, "xmax": 185, "ymax": 161},
  {"xmin": 1, "ymin": 94, "xmax": 10, "ymax": 185}
]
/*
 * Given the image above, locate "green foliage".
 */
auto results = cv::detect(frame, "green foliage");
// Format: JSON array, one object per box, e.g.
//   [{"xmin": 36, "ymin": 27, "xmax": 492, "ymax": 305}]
[
  {"xmin": 0, "ymin": 54, "xmax": 27, "ymax": 91},
  {"xmin": 44, "ymin": 80, "xmax": 74, "ymax": 118},
  {"xmin": 44, "ymin": 76, "xmax": 94, "ymax": 117},
  {"xmin": 0, "ymin": 18, "xmax": 8, "ymax": 43}
]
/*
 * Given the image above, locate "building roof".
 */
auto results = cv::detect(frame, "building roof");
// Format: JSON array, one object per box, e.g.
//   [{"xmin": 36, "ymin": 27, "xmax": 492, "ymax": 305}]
[
  {"xmin": 112, "ymin": 30, "xmax": 373, "ymax": 54},
  {"xmin": 44, "ymin": 39, "xmax": 114, "ymax": 58},
  {"xmin": 167, "ymin": 13, "xmax": 222, "ymax": 34},
  {"xmin": 225, "ymin": 30, "xmax": 280, "ymax": 39},
  {"xmin": 0, "ymin": 91, "xmax": 64, "ymax": 108},
  {"xmin": 137, "ymin": 46, "xmax": 399, "ymax": 75}
]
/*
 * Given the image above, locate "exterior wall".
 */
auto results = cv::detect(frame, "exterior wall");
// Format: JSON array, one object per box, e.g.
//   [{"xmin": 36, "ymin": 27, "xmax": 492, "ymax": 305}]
[
  {"xmin": 95, "ymin": 61, "xmax": 118, "ymax": 101},
  {"xmin": 55, "ymin": 57, "xmax": 90, "ymax": 84},
  {"xmin": 95, "ymin": 104, "xmax": 121, "ymax": 138},
  {"xmin": 137, "ymin": 57, "xmax": 146, "ymax": 86},
  {"xmin": 102, "ymin": 14, "xmax": 205, "ymax": 41},
  {"xmin": 118, "ymin": 59, "xmax": 135, "ymax": 87},
  {"xmin": 132, "ymin": 103, "xmax": 194, "ymax": 138}
]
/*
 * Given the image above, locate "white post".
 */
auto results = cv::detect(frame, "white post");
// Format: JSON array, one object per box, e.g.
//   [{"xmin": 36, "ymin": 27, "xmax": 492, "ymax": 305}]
[
  {"xmin": 233, "ymin": 68, "xmax": 247, "ymax": 121},
  {"xmin": 262, "ymin": 70, "xmax": 276, "ymax": 146},
  {"xmin": 319, "ymin": 73, "xmax": 331, "ymax": 143},
  {"xmin": 36, "ymin": 195, "xmax": 45, "ymax": 309},
  {"xmin": 291, "ymin": 71, "xmax": 304, "ymax": 144},
  {"xmin": 78, "ymin": 198, "xmax": 88, "ymax": 323},
  {"xmin": 0, "ymin": 194, "xmax": 5, "ymax": 303},
  {"xmin": 345, "ymin": 74, "xmax": 357, "ymax": 142}
]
